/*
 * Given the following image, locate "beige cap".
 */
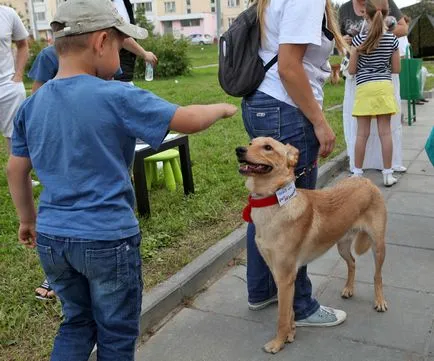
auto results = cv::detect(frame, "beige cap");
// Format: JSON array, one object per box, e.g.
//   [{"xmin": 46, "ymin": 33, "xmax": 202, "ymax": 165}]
[{"xmin": 52, "ymin": 0, "xmax": 148, "ymax": 39}]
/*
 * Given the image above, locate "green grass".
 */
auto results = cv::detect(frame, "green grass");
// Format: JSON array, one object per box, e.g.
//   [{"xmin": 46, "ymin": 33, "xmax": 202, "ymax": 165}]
[
  {"xmin": 0, "ymin": 63, "xmax": 346, "ymax": 361},
  {"xmin": 187, "ymin": 44, "xmax": 219, "ymax": 67}
]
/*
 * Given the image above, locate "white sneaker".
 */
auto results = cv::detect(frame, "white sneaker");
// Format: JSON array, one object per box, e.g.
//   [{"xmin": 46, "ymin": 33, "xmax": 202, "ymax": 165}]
[
  {"xmin": 351, "ymin": 173, "xmax": 362, "ymax": 178},
  {"xmin": 383, "ymin": 173, "xmax": 397, "ymax": 187},
  {"xmin": 392, "ymin": 165, "xmax": 407, "ymax": 173},
  {"xmin": 295, "ymin": 306, "xmax": 347, "ymax": 327},
  {"xmin": 31, "ymin": 180, "xmax": 40, "ymax": 187}
]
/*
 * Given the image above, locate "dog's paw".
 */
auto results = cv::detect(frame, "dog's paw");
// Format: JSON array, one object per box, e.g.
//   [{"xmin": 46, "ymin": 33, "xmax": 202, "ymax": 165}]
[
  {"xmin": 374, "ymin": 299, "xmax": 388, "ymax": 312},
  {"xmin": 341, "ymin": 287, "xmax": 354, "ymax": 299},
  {"xmin": 263, "ymin": 339, "xmax": 284, "ymax": 354},
  {"xmin": 286, "ymin": 333, "xmax": 295, "ymax": 343}
]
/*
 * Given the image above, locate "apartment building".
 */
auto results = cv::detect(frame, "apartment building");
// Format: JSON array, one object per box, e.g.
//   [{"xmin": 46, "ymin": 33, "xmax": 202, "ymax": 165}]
[
  {"xmin": 134, "ymin": 0, "xmax": 248, "ymax": 39},
  {"xmin": 0, "ymin": 0, "xmax": 60, "ymax": 40}
]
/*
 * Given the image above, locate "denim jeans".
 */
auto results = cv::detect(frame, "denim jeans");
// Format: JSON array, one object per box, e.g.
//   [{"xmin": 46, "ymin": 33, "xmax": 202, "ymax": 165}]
[
  {"xmin": 242, "ymin": 90, "xmax": 320, "ymax": 320},
  {"xmin": 36, "ymin": 233, "xmax": 143, "ymax": 361}
]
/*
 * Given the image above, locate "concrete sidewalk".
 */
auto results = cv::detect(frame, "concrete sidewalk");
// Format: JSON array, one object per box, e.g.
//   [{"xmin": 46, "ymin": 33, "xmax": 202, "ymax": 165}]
[{"xmin": 135, "ymin": 101, "xmax": 434, "ymax": 361}]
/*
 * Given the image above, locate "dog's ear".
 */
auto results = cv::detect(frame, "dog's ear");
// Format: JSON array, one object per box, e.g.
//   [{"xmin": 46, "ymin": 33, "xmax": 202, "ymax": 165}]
[{"xmin": 285, "ymin": 144, "xmax": 299, "ymax": 168}]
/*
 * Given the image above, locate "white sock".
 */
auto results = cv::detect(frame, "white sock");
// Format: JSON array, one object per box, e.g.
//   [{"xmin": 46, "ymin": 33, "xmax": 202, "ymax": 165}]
[{"xmin": 382, "ymin": 168, "xmax": 393, "ymax": 175}]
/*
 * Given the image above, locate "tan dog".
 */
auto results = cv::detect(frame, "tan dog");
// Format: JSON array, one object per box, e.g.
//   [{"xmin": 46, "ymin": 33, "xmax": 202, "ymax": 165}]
[
  {"xmin": 330, "ymin": 63, "xmax": 341, "ymax": 85},
  {"xmin": 235, "ymin": 137, "xmax": 388, "ymax": 354}
]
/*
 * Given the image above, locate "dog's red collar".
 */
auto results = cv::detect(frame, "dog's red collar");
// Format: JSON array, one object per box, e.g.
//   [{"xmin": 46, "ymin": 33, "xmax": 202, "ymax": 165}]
[{"xmin": 242, "ymin": 195, "xmax": 279, "ymax": 223}]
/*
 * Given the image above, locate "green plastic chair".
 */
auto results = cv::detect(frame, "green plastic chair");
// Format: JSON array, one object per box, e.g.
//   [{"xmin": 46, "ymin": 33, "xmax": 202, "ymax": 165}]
[{"xmin": 144, "ymin": 149, "xmax": 183, "ymax": 191}]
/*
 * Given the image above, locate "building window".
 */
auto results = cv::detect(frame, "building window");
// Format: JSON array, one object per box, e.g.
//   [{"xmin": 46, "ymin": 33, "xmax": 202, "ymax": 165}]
[
  {"xmin": 228, "ymin": 17, "xmax": 236, "ymax": 26},
  {"xmin": 164, "ymin": 1, "xmax": 176, "ymax": 13},
  {"xmin": 137, "ymin": 2, "xmax": 153, "ymax": 12},
  {"xmin": 211, "ymin": 6, "xmax": 215, "ymax": 12},
  {"xmin": 180, "ymin": 19, "xmax": 201, "ymax": 27},
  {"xmin": 35, "ymin": 12, "xmax": 46, "ymax": 21},
  {"xmin": 187, "ymin": 8, "xmax": 191, "ymax": 13},
  {"xmin": 186, "ymin": 0, "xmax": 191, "ymax": 5},
  {"xmin": 227, "ymin": 0, "xmax": 240, "ymax": 7}
]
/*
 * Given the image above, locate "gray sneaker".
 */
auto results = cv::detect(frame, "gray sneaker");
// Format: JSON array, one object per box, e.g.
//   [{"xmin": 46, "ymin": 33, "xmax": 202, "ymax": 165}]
[
  {"xmin": 248, "ymin": 295, "xmax": 278, "ymax": 311},
  {"xmin": 295, "ymin": 306, "xmax": 347, "ymax": 327}
]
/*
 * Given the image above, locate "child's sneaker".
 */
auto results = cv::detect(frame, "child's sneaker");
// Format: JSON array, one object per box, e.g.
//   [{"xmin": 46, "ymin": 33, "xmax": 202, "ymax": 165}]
[
  {"xmin": 248, "ymin": 295, "xmax": 278, "ymax": 311},
  {"xmin": 295, "ymin": 305, "xmax": 347, "ymax": 327},
  {"xmin": 383, "ymin": 173, "xmax": 397, "ymax": 187}
]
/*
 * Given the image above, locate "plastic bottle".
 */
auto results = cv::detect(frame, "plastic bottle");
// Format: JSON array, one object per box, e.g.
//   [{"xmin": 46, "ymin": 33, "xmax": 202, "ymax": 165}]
[{"xmin": 145, "ymin": 62, "xmax": 154, "ymax": 81}]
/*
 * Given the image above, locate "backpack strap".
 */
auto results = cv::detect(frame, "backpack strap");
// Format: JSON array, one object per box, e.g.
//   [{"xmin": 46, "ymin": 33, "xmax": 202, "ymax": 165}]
[{"xmin": 264, "ymin": 55, "xmax": 278, "ymax": 72}]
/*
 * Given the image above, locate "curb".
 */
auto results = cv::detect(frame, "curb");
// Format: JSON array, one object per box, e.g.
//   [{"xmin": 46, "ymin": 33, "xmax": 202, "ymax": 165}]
[{"xmin": 89, "ymin": 150, "xmax": 349, "ymax": 360}]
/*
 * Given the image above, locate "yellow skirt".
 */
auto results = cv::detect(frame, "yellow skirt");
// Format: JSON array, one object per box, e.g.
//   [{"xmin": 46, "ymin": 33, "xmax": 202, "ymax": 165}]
[{"xmin": 352, "ymin": 80, "xmax": 399, "ymax": 117}]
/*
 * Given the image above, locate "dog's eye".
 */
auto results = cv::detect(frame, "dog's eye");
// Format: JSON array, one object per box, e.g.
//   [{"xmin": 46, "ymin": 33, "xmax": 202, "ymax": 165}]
[{"xmin": 264, "ymin": 145, "xmax": 273, "ymax": 151}]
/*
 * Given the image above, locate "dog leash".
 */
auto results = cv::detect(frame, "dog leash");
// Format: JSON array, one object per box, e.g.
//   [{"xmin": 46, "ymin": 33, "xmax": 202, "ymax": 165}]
[{"xmin": 295, "ymin": 160, "xmax": 317, "ymax": 180}]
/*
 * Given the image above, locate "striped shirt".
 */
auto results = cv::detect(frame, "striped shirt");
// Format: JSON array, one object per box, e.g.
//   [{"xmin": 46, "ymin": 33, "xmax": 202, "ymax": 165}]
[{"xmin": 352, "ymin": 32, "xmax": 399, "ymax": 86}]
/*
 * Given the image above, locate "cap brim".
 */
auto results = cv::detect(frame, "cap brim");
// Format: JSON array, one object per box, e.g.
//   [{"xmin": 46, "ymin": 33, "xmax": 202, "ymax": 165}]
[{"xmin": 115, "ymin": 23, "xmax": 148, "ymax": 39}]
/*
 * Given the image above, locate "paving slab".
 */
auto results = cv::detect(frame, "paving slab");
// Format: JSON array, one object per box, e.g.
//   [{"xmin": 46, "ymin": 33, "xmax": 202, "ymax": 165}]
[
  {"xmin": 402, "ymin": 148, "xmax": 423, "ymax": 161},
  {"xmin": 393, "ymin": 174, "xmax": 434, "ymax": 194},
  {"xmin": 192, "ymin": 265, "xmax": 329, "ymax": 326},
  {"xmin": 313, "ymin": 279, "xmax": 434, "ymax": 354},
  {"xmin": 387, "ymin": 192, "xmax": 434, "ymax": 217},
  {"xmin": 135, "ymin": 307, "xmax": 424, "ymax": 361},
  {"xmin": 407, "ymin": 160, "xmax": 434, "ymax": 176},
  {"xmin": 332, "ymin": 244, "xmax": 434, "ymax": 293},
  {"xmin": 387, "ymin": 213, "xmax": 434, "ymax": 250}
]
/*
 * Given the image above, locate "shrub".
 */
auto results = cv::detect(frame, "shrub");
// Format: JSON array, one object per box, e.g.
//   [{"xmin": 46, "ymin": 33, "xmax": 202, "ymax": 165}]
[
  {"xmin": 26, "ymin": 40, "xmax": 48, "ymax": 73},
  {"xmin": 136, "ymin": 35, "xmax": 190, "ymax": 79}
]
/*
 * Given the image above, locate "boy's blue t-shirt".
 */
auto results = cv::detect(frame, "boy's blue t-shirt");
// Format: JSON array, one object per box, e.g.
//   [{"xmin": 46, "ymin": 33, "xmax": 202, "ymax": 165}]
[
  {"xmin": 28, "ymin": 46, "xmax": 58, "ymax": 82},
  {"xmin": 12, "ymin": 75, "xmax": 178, "ymax": 240}
]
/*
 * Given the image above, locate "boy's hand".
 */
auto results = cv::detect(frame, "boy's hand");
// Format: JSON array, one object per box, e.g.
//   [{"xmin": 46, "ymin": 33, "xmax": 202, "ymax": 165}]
[
  {"xmin": 18, "ymin": 222, "xmax": 36, "ymax": 248},
  {"xmin": 222, "ymin": 104, "xmax": 238, "ymax": 118}
]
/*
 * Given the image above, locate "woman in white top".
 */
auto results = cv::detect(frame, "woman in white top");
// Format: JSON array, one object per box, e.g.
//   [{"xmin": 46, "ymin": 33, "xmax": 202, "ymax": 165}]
[{"xmin": 243, "ymin": 0, "xmax": 347, "ymax": 328}]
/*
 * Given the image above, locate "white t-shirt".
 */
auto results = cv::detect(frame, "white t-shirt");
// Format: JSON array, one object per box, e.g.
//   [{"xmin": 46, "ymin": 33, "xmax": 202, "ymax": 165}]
[
  {"xmin": 398, "ymin": 36, "xmax": 409, "ymax": 57},
  {"xmin": 0, "ymin": 5, "xmax": 29, "ymax": 84},
  {"xmin": 112, "ymin": 0, "xmax": 131, "ymax": 23},
  {"xmin": 257, "ymin": 0, "xmax": 334, "ymax": 108}
]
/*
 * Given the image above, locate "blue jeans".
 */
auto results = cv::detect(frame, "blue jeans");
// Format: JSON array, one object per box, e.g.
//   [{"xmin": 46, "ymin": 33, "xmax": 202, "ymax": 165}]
[
  {"xmin": 36, "ymin": 233, "xmax": 143, "ymax": 361},
  {"xmin": 242, "ymin": 90, "xmax": 320, "ymax": 320}
]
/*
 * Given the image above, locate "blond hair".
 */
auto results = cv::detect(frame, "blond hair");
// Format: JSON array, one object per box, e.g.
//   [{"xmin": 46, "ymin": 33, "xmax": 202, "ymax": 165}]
[
  {"xmin": 357, "ymin": 0, "xmax": 389, "ymax": 54},
  {"xmin": 252, "ymin": 0, "xmax": 347, "ymax": 54}
]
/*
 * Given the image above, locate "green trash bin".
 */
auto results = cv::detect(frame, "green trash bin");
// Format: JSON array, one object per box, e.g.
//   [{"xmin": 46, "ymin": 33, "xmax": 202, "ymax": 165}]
[{"xmin": 399, "ymin": 45, "xmax": 422, "ymax": 125}]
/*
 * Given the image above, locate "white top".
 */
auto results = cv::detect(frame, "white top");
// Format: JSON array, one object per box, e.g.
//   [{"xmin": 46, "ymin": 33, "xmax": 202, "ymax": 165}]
[
  {"xmin": 398, "ymin": 36, "xmax": 409, "ymax": 57},
  {"xmin": 257, "ymin": 0, "xmax": 333, "ymax": 108},
  {"xmin": 112, "ymin": 0, "xmax": 131, "ymax": 23},
  {"xmin": 0, "ymin": 5, "xmax": 29, "ymax": 84}
]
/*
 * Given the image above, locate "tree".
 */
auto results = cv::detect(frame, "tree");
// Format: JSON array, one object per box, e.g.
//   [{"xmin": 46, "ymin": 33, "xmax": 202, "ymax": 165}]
[{"xmin": 135, "ymin": 6, "xmax": 155, "ymax": 37}]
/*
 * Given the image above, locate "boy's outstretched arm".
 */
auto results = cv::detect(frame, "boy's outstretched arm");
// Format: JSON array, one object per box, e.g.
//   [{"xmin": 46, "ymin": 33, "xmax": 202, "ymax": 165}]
[
  {"xmin": 7, "ymin": 156, "xmax": 37, "ymax": 248},
  {"xmin": 169, "ymin": 103, "xmax": 238, "ymax": 134}
]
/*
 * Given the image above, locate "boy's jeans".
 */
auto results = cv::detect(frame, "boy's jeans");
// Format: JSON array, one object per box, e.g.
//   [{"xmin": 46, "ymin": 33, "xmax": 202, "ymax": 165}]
[
  {"xmin": 36, "ymin": 232, "xmax": 143, "ymax": 361},
  {"xmin": 242, "ymin": 90, "xmax": 321, "ymax": 320}
]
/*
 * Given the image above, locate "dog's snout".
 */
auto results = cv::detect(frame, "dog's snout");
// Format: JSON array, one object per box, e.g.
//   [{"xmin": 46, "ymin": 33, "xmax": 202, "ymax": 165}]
[{"xmin": 236, "ymin": 147, "xmax": 247, "ymax": 157}]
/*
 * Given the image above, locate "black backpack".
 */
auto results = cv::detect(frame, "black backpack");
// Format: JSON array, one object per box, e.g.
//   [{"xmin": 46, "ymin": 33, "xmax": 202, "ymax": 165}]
[
  {"xmin": 218, "ymin": 5, "xmax": 333, "ymax": 98},
  {"xmin": 218, "ymin": 4, "xmax": 277, "ymax": 98}
]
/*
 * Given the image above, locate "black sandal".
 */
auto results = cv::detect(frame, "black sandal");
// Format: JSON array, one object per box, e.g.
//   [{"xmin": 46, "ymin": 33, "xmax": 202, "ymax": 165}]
[{"xmin": 35, "ymin": 279, "xmax": 55, "ymax": 301}]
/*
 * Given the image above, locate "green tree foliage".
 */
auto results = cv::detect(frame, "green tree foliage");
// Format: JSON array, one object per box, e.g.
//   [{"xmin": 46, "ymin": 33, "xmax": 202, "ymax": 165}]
[{"xmin": 135, "ymin": 6, "xmax": 155, "ymax": 36}]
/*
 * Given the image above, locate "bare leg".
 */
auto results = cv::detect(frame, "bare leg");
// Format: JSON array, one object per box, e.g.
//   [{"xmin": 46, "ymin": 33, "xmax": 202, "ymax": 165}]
[
  {"xmin": 376, "ymin": 114, "xmax": 393, "ymax": 169},
  {"xmin": 354, "ymin": 116, "xmax": 371, "ymax": 169}
]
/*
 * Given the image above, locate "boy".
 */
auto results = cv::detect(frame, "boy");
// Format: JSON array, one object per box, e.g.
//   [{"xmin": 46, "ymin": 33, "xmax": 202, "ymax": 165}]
[{"xmin": 6, "ymin": 0, "xmax": 237, "ymax": 360}]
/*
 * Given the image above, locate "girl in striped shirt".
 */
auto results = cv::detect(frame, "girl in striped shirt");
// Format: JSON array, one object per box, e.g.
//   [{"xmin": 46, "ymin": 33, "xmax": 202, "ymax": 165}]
[{"xmin": 348, "ymin": 0, "xmax": 401, "ymax": 187}]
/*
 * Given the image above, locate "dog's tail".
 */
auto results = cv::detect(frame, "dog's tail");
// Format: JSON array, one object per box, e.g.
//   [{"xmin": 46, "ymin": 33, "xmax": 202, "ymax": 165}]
[{"xmin": 354, "ymin": 232, "xmax": 372, "ymax": 255}]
